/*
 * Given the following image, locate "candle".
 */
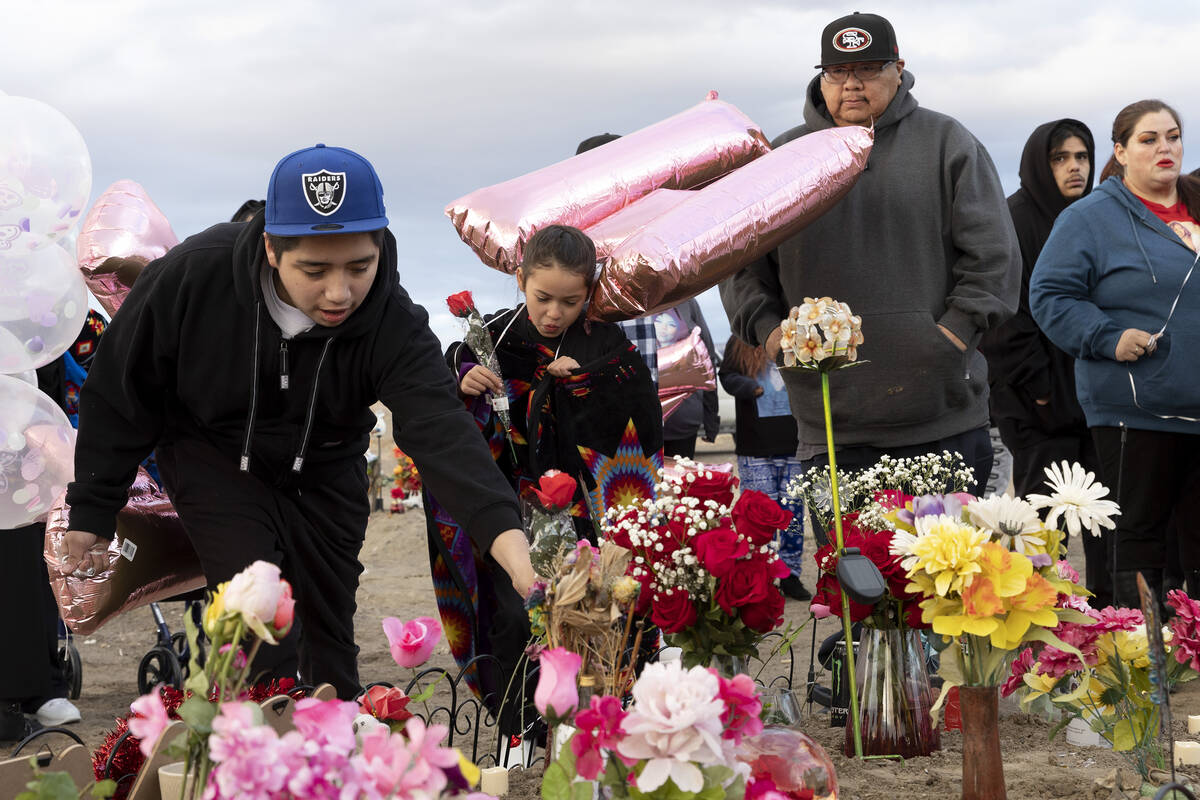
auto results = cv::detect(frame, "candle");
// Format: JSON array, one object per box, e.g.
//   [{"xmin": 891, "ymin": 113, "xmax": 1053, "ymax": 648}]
[
  {"xmin": 480, "ymin": 766, "xmax": 509, "ymax": 796},
  {"xmin": 1189, "ymin": 715, "xmax": 1200, "ymax": 735},
  {"xmin": 1175, "ymin": 741, "xmax": 1200, "ymax": 766}
]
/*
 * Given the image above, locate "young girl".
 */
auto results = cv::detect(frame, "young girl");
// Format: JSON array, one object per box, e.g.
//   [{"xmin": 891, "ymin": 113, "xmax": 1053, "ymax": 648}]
[
  {"xmin": 426, "ymin": 224, "xmax": 662, "ymax": 731},
  {"xmin": 718, "ymin": 335, "xmax": 810, "ymax": 600}
]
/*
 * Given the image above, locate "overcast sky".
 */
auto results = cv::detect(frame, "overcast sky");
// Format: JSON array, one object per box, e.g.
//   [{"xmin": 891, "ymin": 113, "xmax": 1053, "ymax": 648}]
[{"xmin": 4, "ymin": 0, "xmax": 1199, "ymax": 349}]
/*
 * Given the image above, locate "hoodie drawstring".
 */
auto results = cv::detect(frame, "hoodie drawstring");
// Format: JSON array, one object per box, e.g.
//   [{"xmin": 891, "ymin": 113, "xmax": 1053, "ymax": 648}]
[
  {"xmin": 292, "ymin": 337, "xmax": 335, "ymax": 473},
  {"xmin": 240, "ymin": 303, "xmax": 263, "ymax": 472},
  {"xmin": 1127, "ymin": 208, "xmax": 1160, "ymax": 284}
]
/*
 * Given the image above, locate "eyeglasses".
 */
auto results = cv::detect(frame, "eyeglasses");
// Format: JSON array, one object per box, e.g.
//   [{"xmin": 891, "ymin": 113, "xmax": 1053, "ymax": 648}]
[{"xmin": 820, "ymin": 62, "xmax": 894, "ymax": 84}]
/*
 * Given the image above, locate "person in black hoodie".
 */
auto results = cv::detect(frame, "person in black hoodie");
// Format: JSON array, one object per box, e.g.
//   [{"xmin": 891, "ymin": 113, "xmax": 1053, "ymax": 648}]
[
  {"xmin": 58, "ymin": 144, "xmax": 535, "ymax": 699},
  {"xmin": 981, "ymin": 119, "xmax": 1109, "ymax": 604}
]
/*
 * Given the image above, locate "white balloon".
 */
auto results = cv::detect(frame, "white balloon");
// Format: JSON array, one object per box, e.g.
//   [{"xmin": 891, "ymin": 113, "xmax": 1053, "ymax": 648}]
[
  {"xmin": 0, "ymin": 246, "xmax": 89, "ymax": 371},
  {"xmin": 0, "ymin": 96, "xmax": 92, "ymax": 253},
  {"xmin": 0, "ymin": 374, "xmax": 75, "ymax": 527}
]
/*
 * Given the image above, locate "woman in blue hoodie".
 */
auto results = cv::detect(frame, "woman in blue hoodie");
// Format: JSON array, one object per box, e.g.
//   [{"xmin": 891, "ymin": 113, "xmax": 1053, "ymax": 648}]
[{"xmin": 1031, "ymin": 99, "xmax": 1200, "ymax": 608}]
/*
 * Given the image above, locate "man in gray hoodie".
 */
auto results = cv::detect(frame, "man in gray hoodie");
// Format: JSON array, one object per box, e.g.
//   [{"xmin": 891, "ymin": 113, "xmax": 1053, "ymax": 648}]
[{"xmin": 721, "ymin": 12, "xmax": 1020, "ymax": 505}]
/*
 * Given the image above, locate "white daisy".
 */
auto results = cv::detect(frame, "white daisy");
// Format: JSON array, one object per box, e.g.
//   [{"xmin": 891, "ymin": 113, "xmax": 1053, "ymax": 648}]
[
  {"xmin": 1027, "ymin": 461, "xmax": 1121, "ymax": 537},
  {"xmin": 888, "ymin": 528, "xmax": 922, "ymax": 572},
  {"xmin": 966, "ymin": 494, "xmax": 1044, "ymax": 553}
]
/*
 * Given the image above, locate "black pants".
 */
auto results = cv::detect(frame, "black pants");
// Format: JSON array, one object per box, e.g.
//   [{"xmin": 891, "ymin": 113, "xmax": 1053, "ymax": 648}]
[
  {"xmin": 800, "ymin": 426, "xmax": 993, "ymax": 546},
  {"xmin": 996, "ymin": 418, "xmax": 1110, "ymax": 605},
  {"xmin": 0, "ymin": 523, "xmax": 67, "ymax": 706},
  {"xmin": 1092, "ymin": 426, "xmax": 1200, "ymax": 573},
  {"xmin": 159, "ymin": 440, "xmax": 369, "ymax": 699},
  {"xmin": 663, "ymin": 436, "xmax": 697, "ymax": 460}
]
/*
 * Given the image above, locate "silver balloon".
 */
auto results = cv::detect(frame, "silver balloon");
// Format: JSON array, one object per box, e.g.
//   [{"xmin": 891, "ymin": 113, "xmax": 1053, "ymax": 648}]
[
  {"xmin": 0, "ymin": 96, "xmax": 92, "ymax": 253},
  {"xmin": 0, "ymin": 245, "xmax": 88, "ymax": 371},
  {"xmin": 0, "ymin": 374, "xmax": 75, "ymax": 527}
]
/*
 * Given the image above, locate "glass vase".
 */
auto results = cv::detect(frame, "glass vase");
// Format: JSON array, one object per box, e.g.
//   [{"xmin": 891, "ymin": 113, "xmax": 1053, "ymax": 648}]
[
  {"xmin": 843, "ymin": 626, "xmax": 940, "ymax": 758},
  {"xmin": 710, "ymin": 653, "xmax": 751, "ymax": 678}
]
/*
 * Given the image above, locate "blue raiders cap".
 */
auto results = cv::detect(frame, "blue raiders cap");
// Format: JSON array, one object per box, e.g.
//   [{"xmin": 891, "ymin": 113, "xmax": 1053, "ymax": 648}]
[{"xmin": 264, "ymin": 143, "xmax": 388, "ymax": 236}]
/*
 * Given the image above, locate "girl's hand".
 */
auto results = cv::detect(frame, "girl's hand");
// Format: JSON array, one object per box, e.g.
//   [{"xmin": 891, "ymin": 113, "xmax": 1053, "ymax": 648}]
[
  {"xmin": 460, "ymin": 364, "xmax": 504, "ymax": 396},
  {"xmin": 547, "ymin": 357, "xmax": 580, "ymax": 378},
  {"xmin": 1115, "ymin": 328, "xmax": 1157, "ymax": 362}
]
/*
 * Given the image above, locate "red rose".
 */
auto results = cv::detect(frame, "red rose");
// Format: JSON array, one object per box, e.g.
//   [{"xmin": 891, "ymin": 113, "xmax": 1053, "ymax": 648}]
[
  {"xmin": 715, "ymin": 558, "xmax": 770, "ymax": 615},
  {"xmin": 650, "ymin": 588, "xmax": 698, "ymax": 634},
  {"xmin": 739, "ymin": 587, "xmax": 785, "ymax": 633},
  {"xmin": 681, "ymin": 469, "xmax": 738, "ymax": 507},
  {"xmin": 631, "ymin": 567, "xmax": 656, "ymax": 616},
  {"xmin": 359, "ymin": 685, "xmax": 414, "ymax": 723},
  {"xmin": 731, "ymin": 491, "xmax": 793, "ymax": 546},
  {"xmin": 532, "ymin": 470, "xmax": 576, "ymax": 511},
  {"xmin": 694, "ymin": 526, "xmax": 749, "ymax": 578},
  {"xmin": 446, "ymin": 290, "xmax": 476, "ymax": 318}
]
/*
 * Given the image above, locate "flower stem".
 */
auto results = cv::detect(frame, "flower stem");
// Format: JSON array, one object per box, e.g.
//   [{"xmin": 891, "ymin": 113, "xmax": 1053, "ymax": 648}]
[
  {"xmin": 822, "ymin": 370, "xmax": 863, "ymax": 758},
  {"xmin": 411, "ymin": 667, "xmax": 433, "ymax": 720}
]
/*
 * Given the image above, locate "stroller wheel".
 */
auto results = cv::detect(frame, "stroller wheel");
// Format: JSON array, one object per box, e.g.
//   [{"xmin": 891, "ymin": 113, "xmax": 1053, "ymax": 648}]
[
  {"xmin": 138, "ymin": 645, "xmax": 183, "ymax": 694},
  {"xmin": 170, "ymin": 631, "xmax": 190, "ymax": 676},
  {"xmin": 58, "ymin": 642, "xmax": 82, "ymax": 700}
]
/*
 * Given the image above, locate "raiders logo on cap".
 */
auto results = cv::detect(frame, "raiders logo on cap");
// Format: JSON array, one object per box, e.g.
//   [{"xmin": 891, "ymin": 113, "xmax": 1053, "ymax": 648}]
[
  {"xmin": 302, "ymin": 169, "xmax": 347, "ymax": 216},
  {"xmin": 833, "ymin": 27, "xmax": 872, "ymax": 52}
]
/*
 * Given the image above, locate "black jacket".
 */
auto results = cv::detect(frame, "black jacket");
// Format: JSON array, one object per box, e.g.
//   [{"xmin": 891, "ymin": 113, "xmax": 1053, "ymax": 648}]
[
  {"xmin": 66, "ymin": 212, "xmax": 521, "ymax": 551},
  {"xmin": 981, "ymin": 119, "xmax": 1095, "ymax": 436},
  {"xmin": 717, "ymin": 362, "xmax": 798, "ymax": 459}
]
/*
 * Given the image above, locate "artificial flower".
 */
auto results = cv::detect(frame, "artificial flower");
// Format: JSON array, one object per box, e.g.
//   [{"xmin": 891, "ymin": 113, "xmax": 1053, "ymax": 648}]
[
  {"xmin": 128, "ymin": 687, "xmax": 170, "ymax": 759},
  {"xmin": 903, "ymin": 514, "xmax": 989, "ymax": 596},
  {"xmin": 383, "ymin": 615, "xmax": 442, "ymax": 668},
  {"xmin": 446, "ymin": 290, "xmax": 476, "ymax": 318},
  {"xmin": 221, "ymin": 560, "xmax": 293, "ymax": 644},
  {"xmin": 359, "ymin": 684, "xmax": 414, "ymax": 725},
  {"xmin": 533, "ymin": 647, "xmax": 581, "ymax": 720},
  {"xmin": 966, "ymin": 494, "xmax": 1045, "ymax": 554},
  {"xmin": 1027, "ymin": 460, "xmax": 1120, "ymax": 537},
  {"xmin": 531, "ymin": 469, "xmax": 576, "ymax": 511}
]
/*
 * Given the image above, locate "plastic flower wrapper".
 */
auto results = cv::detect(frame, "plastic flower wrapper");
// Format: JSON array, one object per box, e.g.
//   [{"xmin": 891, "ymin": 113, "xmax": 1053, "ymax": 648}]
[
  {"xmin": 525, "ymin": 469, "xmax": 580, "ymax": 579},
  {"xmin": 446, "ymin": 289, "xmax": 516, "ymax": 452}
]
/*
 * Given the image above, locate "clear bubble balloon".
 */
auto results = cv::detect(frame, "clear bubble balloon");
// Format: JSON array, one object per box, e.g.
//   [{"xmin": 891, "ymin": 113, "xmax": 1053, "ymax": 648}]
[
  {"xmin": 0, "ymin": 96, "xmax": 92, "ymax": 253},
  {"xmin": 0, "ymin": 245, "xmax": 88, "ymax": 371},
  {"xmin": 0, "ymin": 373, "xmax": 75, "ymax": 527}
]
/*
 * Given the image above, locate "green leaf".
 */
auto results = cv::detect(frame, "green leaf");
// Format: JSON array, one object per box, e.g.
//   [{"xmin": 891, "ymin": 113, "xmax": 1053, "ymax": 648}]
[
  {"xmin": 176, "ymin": 696, "xmax": 218, "ymax": 734},
  {"xmin": 90, "ymin": 779, "xmax": 118, "ymax": 799},
  {"xmin": 572, "ymin": 780, "xmax": 596, "ymax": 800},
  {"xmin": 556, "ymin": 730, "xmax": 578, "ymax": 779},
  {"xmin": 543, "ymin": 763, "xmax": 571, "ymax": 800},
  {"xmin": 1047, "ymin": 713, "xmax": 1073, "ymax": 741}
]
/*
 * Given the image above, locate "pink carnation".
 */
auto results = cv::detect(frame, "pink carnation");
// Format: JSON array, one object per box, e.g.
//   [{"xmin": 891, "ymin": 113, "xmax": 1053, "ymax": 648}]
[
  {"xmin": 1037, "ymin": 620, "xmax": 1102, "ymax": 678},
  {"xmin": 1168, "ymin": 590, "xmax": 1200, "ymax": 672},
  {"xmin": 1093, "ymin": 606, "xmax": 1144, "ymax": 633},
  {"xmin": 571, "ymin": 695, "xmax": 631, "ymax": 780},
  {"xmin": 714, "ymin": 672, "xmax": 763, "ymax": 745},
  {"xmin": 1000, "ymin": 648, "xmax": 1035, "ymax": 698},
  {"xmin": 1055, "ymin": 560, "xmax": 1081, "ymax": 583}
]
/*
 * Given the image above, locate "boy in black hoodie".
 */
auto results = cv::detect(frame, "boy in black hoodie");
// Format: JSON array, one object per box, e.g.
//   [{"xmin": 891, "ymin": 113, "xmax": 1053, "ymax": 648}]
[
  {"xmin": 59, "ymin": 144, "xmax": 535, "ymax": 698},
  {"xmin": 981, "ymin": 119, "xmax": 1109, "ymax": 603}
]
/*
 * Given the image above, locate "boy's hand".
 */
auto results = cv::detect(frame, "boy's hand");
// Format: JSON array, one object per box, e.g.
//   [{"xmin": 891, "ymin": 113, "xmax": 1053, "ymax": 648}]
[
  {"xmin": 460, "ymin": 365, "xmax": 503, "ymax": 397},
  {"xmin": 59, "ymin": 530, "xmax": 109, "ymax": 577},
  {"xmin": 547, "ymin": 357, "xmax": 580, "ymax": 378}
]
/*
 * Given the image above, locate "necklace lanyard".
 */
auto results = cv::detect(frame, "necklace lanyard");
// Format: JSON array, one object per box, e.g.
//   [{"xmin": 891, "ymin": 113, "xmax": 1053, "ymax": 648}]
[{"xmin": 1127, "ymin": 248, "xmax": 1200, "ymax": 422}]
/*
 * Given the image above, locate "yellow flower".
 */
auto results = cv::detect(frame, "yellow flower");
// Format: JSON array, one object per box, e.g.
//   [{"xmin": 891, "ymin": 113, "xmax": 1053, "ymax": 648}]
[
  {"xmin": 456, "ymin": 752, "xmax": 480, "ymax": 787},
  {"xmin": 976, "ymin": 542, "xmax": 1033, "ymax": 598},
  {"xmin": 922, "ymin": 594, "xmax": 1001, "ymax": 640},
  {"xmin": 992, "ymin": 572, "xmax": 1061, "ymax": 648},
  {"xmin": 1113, "ymin": 627, "xmax": 1150, "ymax": 668},
  {"xmin": 204, "ymin": 581, "xmax": 234, "ymax": 638},
  {"xmin": 908, "ymin": 515, "xmax": 989, "ymax": 596}
]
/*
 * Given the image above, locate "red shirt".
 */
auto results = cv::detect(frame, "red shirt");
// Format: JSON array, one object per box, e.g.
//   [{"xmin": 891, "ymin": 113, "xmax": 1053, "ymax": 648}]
[{"xmin": 1136, "ymin": 196, "xmax": 1198, "ymax": 226}]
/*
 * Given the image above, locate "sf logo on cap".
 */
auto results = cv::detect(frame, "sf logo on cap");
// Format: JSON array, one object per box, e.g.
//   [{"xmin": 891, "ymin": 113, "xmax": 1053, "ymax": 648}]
[
  {"xmin": 833, "ymin": 27, "xmax": 871, "ymax": 51},
  {"xmin": 302, "ymin": 169, "xmax": 347, "ymax": 216}
]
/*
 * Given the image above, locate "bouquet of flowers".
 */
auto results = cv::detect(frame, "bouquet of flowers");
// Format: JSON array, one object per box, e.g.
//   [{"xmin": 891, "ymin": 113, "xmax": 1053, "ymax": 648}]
[
  {"xmin": 778, "ymin": 296, "xmax": 863, "ymax": 369},
  {"xmin": 525, "ymin": 469, "xmax": 580, "ymax": 579},
  {"xmin": 1004, "ymin": 589, "xmax": 1200, "ymax": 779},
  {"xmin": 447, "ymin": 290, "xmax": 514, "ymax": 441},
  {"xmin": 535, "ymin": 650, "xmax": 763, "ymax": 800},
  {"xmin": 603, "ymin": 458, "xmax": 791, "ymax": 669},
  {"xmin": 390, "ymin": 447, "xmax": 422, "ymax": 513}
]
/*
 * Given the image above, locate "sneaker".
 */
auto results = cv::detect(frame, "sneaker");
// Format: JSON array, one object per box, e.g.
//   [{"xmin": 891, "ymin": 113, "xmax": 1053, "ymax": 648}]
[
  {"xmin": 35, "ymin": 697, "xmax": 81, "ymax": 727},
  {"xmin": 779, "ymin": 575, "xmax": 813, "ymax": 601}
]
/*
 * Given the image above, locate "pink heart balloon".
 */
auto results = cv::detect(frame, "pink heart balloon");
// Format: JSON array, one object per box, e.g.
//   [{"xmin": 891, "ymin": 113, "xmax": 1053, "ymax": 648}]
[{"xmin": 76, "ymin": 180, "xmax": 178, "ymax": 317}]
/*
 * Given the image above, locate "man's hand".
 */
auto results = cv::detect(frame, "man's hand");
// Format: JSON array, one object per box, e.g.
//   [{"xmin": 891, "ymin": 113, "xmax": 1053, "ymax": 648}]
[
  {"xmin": 1115, "ymin": 328, "xmax": 1157, "ymax": 362},
  {"xmin": 764, "ymin": 326, "xmax": 783, "ymax": 361},
  {"xmin": 489, "ymin": 529, "xmax": 537, "ymax": 598},
  {"xmin": 547, "ymin": 357, "xmax": 580, "ymax": 378},
  {"xmin": 460, "ymin": 365, "xmax": 504, "ymax": 397},
  {"xmin": 937, "ymin": 324, "xmax": 968, "ymax": 353},
  {"xmin": 59, "ymin": 530, "xmax": 108, "ymax": 577}
]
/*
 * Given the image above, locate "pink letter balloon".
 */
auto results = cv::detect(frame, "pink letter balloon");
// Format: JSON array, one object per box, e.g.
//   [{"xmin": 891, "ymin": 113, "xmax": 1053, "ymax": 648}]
[
  {"xmin": 588, "ymin": 125, "xmax": 874, "ymax": 322},
  {"xmin": 0, "ymin": 373, "xmax": 76, "ymax": 527},
  {"xmin": 445, "ymin": 95, "xmax": 770, "ymax": 274},
  {"xmin": 0, "ymin": 96, "xmax": 92, "ymax": 253},
  {"xmin": 0, "ymin": 245, "xmax": 89, "ymax": 372},
  {"xmin": 76, "ymin": 180, "xmax": 178, "ymax": 317}
]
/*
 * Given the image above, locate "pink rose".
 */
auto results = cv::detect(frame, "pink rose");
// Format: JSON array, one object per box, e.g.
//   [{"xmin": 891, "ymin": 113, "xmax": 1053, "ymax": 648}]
[
  {"xmin": 273, "ymin": 581, "xmax": 295, "ymax": 637},
  {"xmin": 534, "ymin": 647, "xmax": 581, "ymax": 721},
  {"xmin": 292, "ymin": 697, "xmax": 360, "ymax": 752},
  {"xmin": 383, "ymin": 616, "xmax": 442, "ymax": 668},
  {"xmin": 129, "ymin": 687, "xmax": 171, "ymax": 758}
]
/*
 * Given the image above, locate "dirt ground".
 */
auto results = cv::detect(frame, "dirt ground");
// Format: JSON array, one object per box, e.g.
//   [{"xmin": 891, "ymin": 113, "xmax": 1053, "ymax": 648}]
[{"xmin": 32, "ymin": 433, "xmax": 1200, "ymax": 799}]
